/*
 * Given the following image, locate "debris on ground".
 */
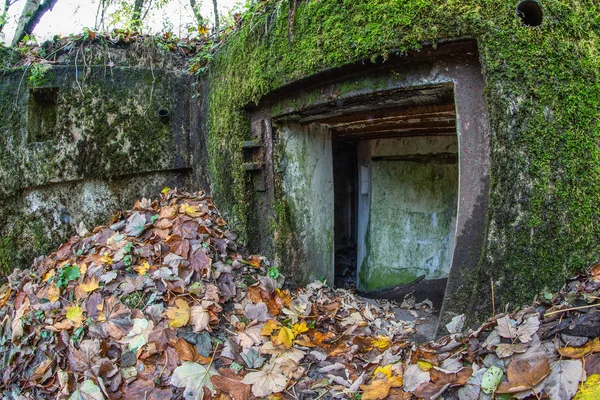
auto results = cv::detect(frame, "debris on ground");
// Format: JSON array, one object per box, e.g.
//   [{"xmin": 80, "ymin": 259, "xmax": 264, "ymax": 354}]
[{"xmin": 0, "ymin": 189, "xmax": 599, "ymax": 399}]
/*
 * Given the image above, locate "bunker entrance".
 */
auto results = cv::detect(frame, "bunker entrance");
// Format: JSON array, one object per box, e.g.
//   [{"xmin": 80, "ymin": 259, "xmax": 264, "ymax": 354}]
[{"xmin": 327, "ymin": 101, "xmax": 458, "ymax": 310}]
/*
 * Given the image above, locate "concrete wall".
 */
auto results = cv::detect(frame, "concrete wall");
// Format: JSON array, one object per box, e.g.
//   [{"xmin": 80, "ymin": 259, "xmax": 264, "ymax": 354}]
[
  {"xmin": 358, "ymin": 136, "xmax": 458, "ymax": 291},
  {"xmin": 279, "ymin": 123, "xmax": 334, "ymax": 284},
  {"xmin": 0, "ymin": 45, "xmax": 209, "ymax": 274}
]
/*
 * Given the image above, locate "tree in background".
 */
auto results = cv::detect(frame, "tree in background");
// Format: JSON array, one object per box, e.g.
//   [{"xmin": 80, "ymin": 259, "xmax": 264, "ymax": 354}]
[
  {"xmin": 11, "ymin": 0, "xmax": 58, "ymax": 46},
  {"xmin": 0, "ymin": 0, "xmax": 18, "ymax": 33}
]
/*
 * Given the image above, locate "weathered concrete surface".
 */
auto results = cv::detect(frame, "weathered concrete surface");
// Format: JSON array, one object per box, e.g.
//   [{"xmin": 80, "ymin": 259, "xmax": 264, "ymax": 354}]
[
  {"xmin": 0, "ymin": 49, "xmax": 208, "ymax": 274},
  {"xmin": 359, "ymin": 137, "xmax": 458, "ymax": 291},
  {"xmin": 280, "ymin": 123, "xmax": 334, "ymax": 285},
  {"xmin": 357, "ymin": 137, "xmax": 458, "ymax": 290}
]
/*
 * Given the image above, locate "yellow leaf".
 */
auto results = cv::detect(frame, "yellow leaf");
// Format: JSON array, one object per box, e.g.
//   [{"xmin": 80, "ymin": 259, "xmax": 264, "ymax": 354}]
[
  {"xmin": 66, "ymin": 305, "xmax": 84, "ymax": 327},
  {"xmin": 179, "ymin": 203, "xmax": 201, "ymax": 218},
  {"xmin": 42, "ymin": 269, "xmax": 55, "ymax": 282},
  {"xmin": 373, "ymin": 365, "xmax": 392, "ymax": 379},
  {"xmin": 161, "ymin": 186, "xmax": 171, "ymax": 195},
  {"xmin": 79, "ymin": 263, "xmax": 87, "ymax": 277},
  {"xmin": 559, "ymin": 338, "xmax": 600, "ymax": 359},
  {"xmin": 292, "ymin": 321, "xmax": 309, "ymax": 336},
  {"xmin": 135, "ymin": 261, "xmax": 151, "ymax": 275},
  {"xmin": 100, "ymin": 253, "xmax": 112, "ymax": 265},
  {"xmin": 389, "ymin": 375, "xmax": 403, "ymax": 387},
  {"xmin": 79, "ymin": 277, "xmax": 99, "ymax": 293},
  {"xmin": 166, "ymin": 299, "xmax": 190, "ymax": 328},
  {"xmin": 417, "ymin": 360, "xmax": 434, "ymax": 371},
  {"xmin": 360, "ymin": 379, "xmax": 392, "ymax": 400},
  {"xmin": 261, "ymin": 319, "xmax": 281, "ymax": 336},
  {"xmin": 574, "ymin": 374, "xmax": 600, "ymax": 400},
  {"xmin": 373, "ymin": 335, "xmax": 392, "ymax": 350},
  {"xmin": 48, "ymin": 286, "xmax": 60, "ymax": 302},
  {"xmin": 273, "ymin": 326, "xmax": 295, "ymax": 348}
]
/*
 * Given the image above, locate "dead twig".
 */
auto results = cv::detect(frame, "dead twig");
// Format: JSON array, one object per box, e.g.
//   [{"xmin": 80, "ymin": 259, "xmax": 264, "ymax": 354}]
[{"xmin": 544, "ymin": 303, "xmax": 599, "ymax": 318}]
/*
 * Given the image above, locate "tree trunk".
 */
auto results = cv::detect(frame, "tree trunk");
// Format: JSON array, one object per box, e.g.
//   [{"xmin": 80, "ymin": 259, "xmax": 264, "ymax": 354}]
[
  {"xmin": 11, "ymin": 0, "xmax": 58, "ymax": 46},
  {"xmin": 212, "ymin": 0, "xmax": 218, "ymax": 32},
  {"xmin": 130, "ymin": 0, "xmax": 144, "ymax": 31},
  {"xmin": 189, "ymin": 0, "xmax": 203, "ymax": 26}
]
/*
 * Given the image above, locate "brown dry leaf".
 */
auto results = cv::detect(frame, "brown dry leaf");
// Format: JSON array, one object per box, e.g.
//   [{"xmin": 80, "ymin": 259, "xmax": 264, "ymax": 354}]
[
  {"xmin": 122, "ymin": 380, "xmax": 174, "ymax": 400},
  {"xmin": 166, "ymin": 298, "xmax": 190, "ymax": 328},
  {"xmin": 361, "ymin": 379, "xmax": 393, "ymax": 400},
  {"xmin": 559, "ymin": 338, "xmax": 600, "ymax": 359},
  {"xmin": 244, "ymin": 255, "xmax": 262, "ymax": 268},
  {"xmin": 190, "ymin": 302, "xmax": 212, "ymax": 332},
  {"xmin": 591, "ymin": 264, "xmax": 600, "ymax": 282},
  {"xmin": 97, "ymin": 297, "xmax": 132, "ymax": 339},
  {"xmin": 172, "ymin": 337, "xmax": 210, "ymax": 364},
  {"xmin": 496, "ymin": 358, "xmax": 551, "ymax": 393},
  {"xmin": 241, "ymin": 361, "xmax": 287, "ymax": 397},
  {"xmin": 212, "ymin": 369, "xmax": 252, "ymax": 400}
]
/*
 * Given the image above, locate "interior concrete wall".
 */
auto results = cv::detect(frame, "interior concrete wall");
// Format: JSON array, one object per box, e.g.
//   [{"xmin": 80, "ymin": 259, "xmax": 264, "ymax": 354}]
[
  {"xmin": 279, "ymin": 123, "xmax": 335, "ymax": 284},
  {"xmin": 358, "ymin": 136, "xmax": 458, "ymax": 291}
]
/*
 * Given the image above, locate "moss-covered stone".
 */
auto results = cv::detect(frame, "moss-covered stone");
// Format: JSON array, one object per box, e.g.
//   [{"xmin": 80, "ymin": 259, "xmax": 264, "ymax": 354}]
[{"xmin": 204, "ymin": 0, "xmax": 600, "ymax": 324}]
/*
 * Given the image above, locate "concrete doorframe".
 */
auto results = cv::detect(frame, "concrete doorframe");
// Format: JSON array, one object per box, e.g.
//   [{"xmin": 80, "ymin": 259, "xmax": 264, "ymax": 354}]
[{"xmin": 247, "ymin": 41, "xmax": 491, "ymax": 333}]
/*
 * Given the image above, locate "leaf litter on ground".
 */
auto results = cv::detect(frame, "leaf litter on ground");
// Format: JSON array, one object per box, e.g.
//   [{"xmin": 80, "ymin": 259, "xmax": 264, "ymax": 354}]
[{"xmin": 1, "ymin": 188, "xmax": 600, "ymax": 399}]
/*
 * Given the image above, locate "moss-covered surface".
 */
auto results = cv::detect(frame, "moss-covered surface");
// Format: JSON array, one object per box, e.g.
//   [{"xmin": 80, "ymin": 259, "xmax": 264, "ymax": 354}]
[
  {"xmin": 205, "ymin": 0, "xmax": 600, "ymax": 323},
  {"xmin": 0, "ymin": 62, "xmax": 193, "ymax": 274}
]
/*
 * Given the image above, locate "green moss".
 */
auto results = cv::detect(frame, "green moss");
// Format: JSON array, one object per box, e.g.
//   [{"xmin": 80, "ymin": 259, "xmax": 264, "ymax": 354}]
[{"xmin": 205, "ymin": 0, "xmax": 600, "ymax": 324}]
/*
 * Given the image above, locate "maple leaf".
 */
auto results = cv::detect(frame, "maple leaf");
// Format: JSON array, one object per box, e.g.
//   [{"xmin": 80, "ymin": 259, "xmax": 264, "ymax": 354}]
[
  {"xmin": 190, "ymin": 301, "xmax": 212, "ymax": 332},
  {"xmin": 373, "ymin": 335, "xmax": 392, "ymax": 350},
  {"xmin": 261, "ymin": 319, "xmax": 281, "ymax": 336},
  {"xmin": 292, "ymin": 321, "xmax": 309, "ymax": 336},
  {"xmin": 241, "ymin": 348, "xmax": 266, "ymax": 368},
  {"xmin": 135, "ymin": 261, "xmax": 151, "ymax": 275},
  {"xmin": 360, "ymin": 379, "xmax": 393, "ymax": 400},
  {"xmin": 69, "ymin": 339, "xmax": 100, "ymax": 372},
  {"xmin": 543, "ymin": 359, "xmax": 582, "ymax": 400},
  {"xmin": 559, "ymin": 338, "xmax": 600, "ymax": 358},
  {"xmin": 244, "ymin": 302, "xmax": 270, "ymax": 322},
  {"xmin": 272, "ymin": 326, "xmax": 294, "ymax": 348},
  {"xmin": 180, "ymin": 203, "xmax": 202, "ymax": 218},
  {"xmin": 69, "ymin": 380, "xmax": 104, "ymax": 400},
  {"xmin": 211, "ymin": 369, "xmax": 253, "ymax": 400},
  {"xmin": 97, "ymin": 297, "xmax": 132, "ymax": 339},
  {"xmin": 66, "ymin": 305, "xmax": 84, "ymax": 328},
  {"xmin": 79, "ymin": 277, "xmax": 100, "ymax": 293},
  {"xmin": 496, "ymin": 358, "xmax": 551, "ymax": 394},
  {"xmin": 241, "ymin": 361, "xmax": 288, "ymax": 397},
  {"xmin": 170, "ymin": 361, "xmax": 217, "ymax": 399},
  {"xmin": 125, "ymin": 212, "xmax": 147, "ymax": 236},
  {"xmin": 167, "ymin": 298, "xmax": 190, "ymax": 328}
]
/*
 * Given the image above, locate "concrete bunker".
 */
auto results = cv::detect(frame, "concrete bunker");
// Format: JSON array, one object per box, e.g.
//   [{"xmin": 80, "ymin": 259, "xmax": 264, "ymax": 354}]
[{"xmin": 247, "ymin": 41, "xmax": 491, "ymax": 329}]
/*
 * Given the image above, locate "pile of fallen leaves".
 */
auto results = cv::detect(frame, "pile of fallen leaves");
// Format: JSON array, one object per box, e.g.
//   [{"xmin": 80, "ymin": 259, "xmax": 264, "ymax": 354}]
[{"xmin": 0, "ymin": 189, "xmax": 599, "ymax": 400}]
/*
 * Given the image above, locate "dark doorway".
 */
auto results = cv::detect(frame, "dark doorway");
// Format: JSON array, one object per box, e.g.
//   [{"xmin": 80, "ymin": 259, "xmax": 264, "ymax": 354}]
[{"xmin": 333, "ymin": 142, "xmax": 358, "ymax": 288}]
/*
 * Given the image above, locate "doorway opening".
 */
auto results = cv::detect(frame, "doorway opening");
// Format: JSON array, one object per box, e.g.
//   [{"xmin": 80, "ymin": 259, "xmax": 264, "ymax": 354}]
[{"xmin": 328, "ymin": 99, "xmax": 458, "ymax": 310}]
